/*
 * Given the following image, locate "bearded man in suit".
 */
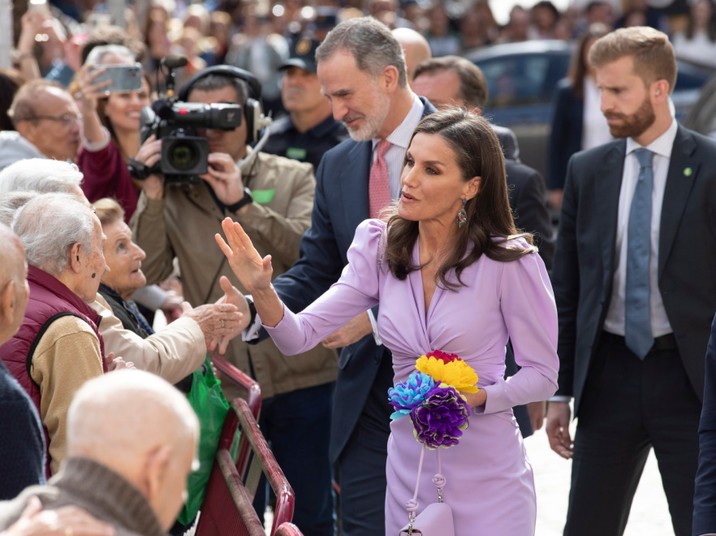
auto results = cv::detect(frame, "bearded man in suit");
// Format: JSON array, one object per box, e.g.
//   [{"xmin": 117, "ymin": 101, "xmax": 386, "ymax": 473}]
[{"xmin": 546, "ymin": 26, "xmax": 716, "ymax": 536}]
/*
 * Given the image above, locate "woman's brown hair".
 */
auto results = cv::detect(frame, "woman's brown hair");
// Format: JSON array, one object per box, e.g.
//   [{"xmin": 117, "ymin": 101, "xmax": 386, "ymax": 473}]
[{"xmin": 384, "ymin": 108, "xmax": 533, "ymax": 290}]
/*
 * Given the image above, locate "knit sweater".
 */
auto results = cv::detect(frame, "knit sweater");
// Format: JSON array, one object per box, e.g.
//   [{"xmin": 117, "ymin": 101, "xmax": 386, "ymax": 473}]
[{"xmin": 0, "ymin": 457, "xmax": 167, "ymax": 536}]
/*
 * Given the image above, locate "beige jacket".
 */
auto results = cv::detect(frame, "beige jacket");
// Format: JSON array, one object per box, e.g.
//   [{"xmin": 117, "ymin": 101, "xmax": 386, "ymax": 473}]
[
  {"xmin": 30, "ymin": 317, "xmax": 103, "ymax": 474},
  {"xmin": 91, "ymin": 294, "xmax": 206, "ymax": 384},
  {"xmin": 131, "ymin": 151, "xmax": 337, "ymax": 398}
]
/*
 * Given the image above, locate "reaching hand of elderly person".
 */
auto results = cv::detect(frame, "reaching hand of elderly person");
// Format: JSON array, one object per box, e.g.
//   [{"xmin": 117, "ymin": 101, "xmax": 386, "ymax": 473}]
[
  {"xmin": 180, "ymin": 299, "xmax": 243, "ymax": 354},
  {"xmin": 207, "ymin": 276, "xmax": 251, "ymax": 353},
  {"xmin": 105, "ymin": 353, "xmax": 135, "ymax": 371},
  {"xmin": 1, "ymin": 496, "xmax": 114, "ymax": 536},
  {"xmin": 160, "ymin": 290, "xmax": 184, "ymax": 322}
]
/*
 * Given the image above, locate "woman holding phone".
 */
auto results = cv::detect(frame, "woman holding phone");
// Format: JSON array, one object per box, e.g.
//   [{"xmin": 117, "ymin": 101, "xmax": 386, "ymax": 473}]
[{"xmin": 75, "ymin": 44, "xmax": 151, "ymax": 221}]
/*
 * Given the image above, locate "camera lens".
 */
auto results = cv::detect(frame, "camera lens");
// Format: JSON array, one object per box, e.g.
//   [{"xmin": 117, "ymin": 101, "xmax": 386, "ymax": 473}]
[{"xmin": 166, "ymin": 139, "xmax": 201, "ymax": 172}]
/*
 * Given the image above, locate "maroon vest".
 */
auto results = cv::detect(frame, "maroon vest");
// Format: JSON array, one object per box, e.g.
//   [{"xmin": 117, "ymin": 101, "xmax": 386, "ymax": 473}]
[{"xmin": 0, "ymin": 266, "xmax": 107, "ymax": 475}]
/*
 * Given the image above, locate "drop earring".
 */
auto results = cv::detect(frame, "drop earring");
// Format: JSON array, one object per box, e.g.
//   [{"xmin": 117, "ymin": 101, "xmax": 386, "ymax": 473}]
[{"xmin": 456, "ymin": 198, "xmax": 468, "ymax": 228}]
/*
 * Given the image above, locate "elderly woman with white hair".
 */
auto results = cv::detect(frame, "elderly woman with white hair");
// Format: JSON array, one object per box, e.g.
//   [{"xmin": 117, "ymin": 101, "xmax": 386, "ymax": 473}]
[
  {"xmin": 74, "ymin": 44, "xmax": 151, "ymax": 221},
  {"xmin": 0, "ymin": 158, "xmax": 84, "ymax": 197},
  {"xmin": 0, "ymin": 193, "xmax": 109, "ymax": 476},
  {"xmin": 0, "ymin": 160, "xmax": 246, "ymax": 387}
]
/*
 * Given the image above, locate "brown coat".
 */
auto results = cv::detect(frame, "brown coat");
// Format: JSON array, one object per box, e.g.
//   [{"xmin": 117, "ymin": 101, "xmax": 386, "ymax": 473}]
[{"xmin": 132, "ymin": 151, "xmax": 337, "ymax": 398}]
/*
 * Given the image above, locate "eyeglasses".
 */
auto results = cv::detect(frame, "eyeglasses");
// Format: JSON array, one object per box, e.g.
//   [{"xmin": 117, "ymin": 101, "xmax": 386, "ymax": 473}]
[{"xmin": 25, "ymin": 113, "xmax": 81, "ymax": 125}]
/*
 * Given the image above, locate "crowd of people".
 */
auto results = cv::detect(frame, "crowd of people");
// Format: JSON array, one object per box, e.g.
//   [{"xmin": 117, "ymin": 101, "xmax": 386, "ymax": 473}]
[{"xmin": 2, "ymin": 1, "xmax": 716, "ymax": 536}]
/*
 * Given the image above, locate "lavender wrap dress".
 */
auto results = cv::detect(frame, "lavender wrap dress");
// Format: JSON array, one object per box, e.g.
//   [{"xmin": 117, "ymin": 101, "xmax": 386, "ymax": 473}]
[{"xmin": 265, "ymin": 220, "xmax": 559, "ymax": 535}]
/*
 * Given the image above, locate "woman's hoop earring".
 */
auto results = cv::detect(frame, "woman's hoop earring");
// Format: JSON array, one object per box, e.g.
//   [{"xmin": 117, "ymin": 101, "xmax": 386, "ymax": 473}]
[{"xmin": 456, "ymin": 199, "xmax": 468, "ymax": 228}]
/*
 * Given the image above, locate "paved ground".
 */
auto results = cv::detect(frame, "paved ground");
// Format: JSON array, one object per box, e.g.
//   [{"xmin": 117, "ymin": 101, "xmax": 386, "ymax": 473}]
[{"xmin": 526, "ymin": 426, "xmax": 673, "ymax": 536}]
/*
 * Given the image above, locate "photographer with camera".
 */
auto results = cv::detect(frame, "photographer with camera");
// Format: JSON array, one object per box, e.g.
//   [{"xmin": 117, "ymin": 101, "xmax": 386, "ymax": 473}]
[{"xmin": 130, "ymin": 65, "xmax": 337, "ymax": 536}]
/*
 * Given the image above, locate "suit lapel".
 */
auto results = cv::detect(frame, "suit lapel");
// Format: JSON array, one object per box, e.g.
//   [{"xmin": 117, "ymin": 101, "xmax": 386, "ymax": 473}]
[
  {"xmin": 659, "ymin": 126, "xmax": 698, "ymax": 277},
  {"xmin": 597, "ymin": 142, "xmax": 627, "ymax": 286},
  {"xmin": 339, "ymin": 140, "xmax": 372, "ymax": 234}
]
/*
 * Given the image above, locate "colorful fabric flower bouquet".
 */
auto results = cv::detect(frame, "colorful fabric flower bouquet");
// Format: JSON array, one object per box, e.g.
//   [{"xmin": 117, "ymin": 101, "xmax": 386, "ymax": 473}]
[{"xmin": 388, "ymin": 350, "xmax": 478, "ymax": 449}]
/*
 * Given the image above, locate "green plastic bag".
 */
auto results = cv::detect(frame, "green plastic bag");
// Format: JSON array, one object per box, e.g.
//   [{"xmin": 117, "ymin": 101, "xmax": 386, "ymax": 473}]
[{"xmin": 177, "ymin": 357, "xmax": 230, "ymax": 526}]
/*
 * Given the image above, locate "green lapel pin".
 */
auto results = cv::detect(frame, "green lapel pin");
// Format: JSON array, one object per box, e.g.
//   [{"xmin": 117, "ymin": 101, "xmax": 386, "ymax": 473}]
[{"xmin": 684, "ymin": 167, "xmax": 693, "ymax": 177}]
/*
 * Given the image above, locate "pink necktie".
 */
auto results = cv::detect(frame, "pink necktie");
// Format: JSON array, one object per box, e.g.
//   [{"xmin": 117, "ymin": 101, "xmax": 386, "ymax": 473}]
[{"xmin": 369, "ymin": 139, "xmax": 392, "ymax": 218}]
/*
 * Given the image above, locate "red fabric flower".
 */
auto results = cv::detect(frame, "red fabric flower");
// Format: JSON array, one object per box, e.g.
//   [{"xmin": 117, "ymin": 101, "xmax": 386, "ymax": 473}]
[{"xmin": 425, "ymin": 350, "xmax": 460, "ymax": 364}]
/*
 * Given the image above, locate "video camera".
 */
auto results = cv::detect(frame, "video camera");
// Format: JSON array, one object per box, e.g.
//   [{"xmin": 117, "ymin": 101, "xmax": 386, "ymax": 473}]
[{"xmin": 139, "ymin": 56, "xmax": 243, "ymax": 182}]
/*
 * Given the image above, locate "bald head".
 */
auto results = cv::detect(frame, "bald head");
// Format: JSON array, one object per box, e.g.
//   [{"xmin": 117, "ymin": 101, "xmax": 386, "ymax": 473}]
[
  {"xmin": 392, "ymin": 27, "xmax": 432, "ymax": 82},
  {"xmin": 67, "ymin": 370, "xmax": 199, "ymax": 530},
  {"xmin": 9, "ymin": 81, "xmax": 81, "ymax": 162},
  {"xmin": 0, "ymin": 223, "xmax": 29, "ymax": 344}
]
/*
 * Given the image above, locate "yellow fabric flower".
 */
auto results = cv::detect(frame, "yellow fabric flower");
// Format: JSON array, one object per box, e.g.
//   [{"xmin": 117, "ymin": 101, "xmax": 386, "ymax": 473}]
[{"xmin": 415, "ymin": 355, "xmax": 478, "ymax": 394}]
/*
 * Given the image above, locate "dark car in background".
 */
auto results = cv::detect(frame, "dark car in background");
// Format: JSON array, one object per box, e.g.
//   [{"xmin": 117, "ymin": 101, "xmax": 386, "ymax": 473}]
[
  {"xmin": 467, "ymin": 40, "xmax": 712, "ymax": 179},
  {"xmin": 684, "ymin": 76, "xmax": 716, "ymax": 137}
]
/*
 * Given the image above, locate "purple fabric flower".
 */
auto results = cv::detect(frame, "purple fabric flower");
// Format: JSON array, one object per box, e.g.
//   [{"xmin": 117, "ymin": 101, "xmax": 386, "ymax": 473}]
[
  {"xmin": 388, "ymin": 371, "xmax": 436, "ymax": 420},
  {"xmin": 410, "ymin": 386, "xmax": 471, "ymax": 449}
]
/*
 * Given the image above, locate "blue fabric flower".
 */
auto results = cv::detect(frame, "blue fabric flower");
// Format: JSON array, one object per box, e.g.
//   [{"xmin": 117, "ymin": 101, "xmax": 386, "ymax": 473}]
[{"xmin": 388, "ymin": 371, "xmax": 436, "ymax": 420}]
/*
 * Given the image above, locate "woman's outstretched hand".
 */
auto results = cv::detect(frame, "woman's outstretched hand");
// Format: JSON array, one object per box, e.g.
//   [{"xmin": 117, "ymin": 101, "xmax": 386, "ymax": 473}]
[
  {"xmin": 215, "ymin": 218, "xmax": 285, "ymax": 328},
  {"xmin": 215, "ymin": 217, "xmax": 273, "ymax": 294}
]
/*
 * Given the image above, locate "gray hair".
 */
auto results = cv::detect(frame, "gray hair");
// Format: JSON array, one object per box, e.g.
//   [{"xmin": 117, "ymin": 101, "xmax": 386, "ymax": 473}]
[
  {"xmin": 12, "ymin": 194, "xmax": 96, "ymax": 276},
  {"xmin": 0, "ymin": 191, "xmax": 38, "ymax": 226},
  {"xmin": 316, "ymin": 17, "xmax": 407, "ymax": 88},
  {"xmin": 0, "ymin": 159, "xmax": 84, "ymax": 196},
  {"xmin": 85, "ymin": 44, "xmax": 135, "ymax": 65}
]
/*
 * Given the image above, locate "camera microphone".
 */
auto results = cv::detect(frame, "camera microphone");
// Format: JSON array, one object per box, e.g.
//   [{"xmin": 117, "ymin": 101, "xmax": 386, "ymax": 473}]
[
  {"xmin": 151, "ymin": 99, "xmax": 174, "ymax": 120},
  {"xmin": 162, "ymin": 55, "xmax": 189, "ymax": 70}
]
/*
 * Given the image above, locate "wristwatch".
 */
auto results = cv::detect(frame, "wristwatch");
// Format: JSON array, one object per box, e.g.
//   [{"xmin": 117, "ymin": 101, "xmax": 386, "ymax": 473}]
[{"xmin": 226, "ymin": 187, "xmax": 253, "ymax": 212}]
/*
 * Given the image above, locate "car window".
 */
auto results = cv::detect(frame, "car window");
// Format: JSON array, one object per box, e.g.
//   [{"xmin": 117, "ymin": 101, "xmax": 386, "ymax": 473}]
[{"xmin": 479, "ymin": 55, "xmax": 552, "ymax": 108}]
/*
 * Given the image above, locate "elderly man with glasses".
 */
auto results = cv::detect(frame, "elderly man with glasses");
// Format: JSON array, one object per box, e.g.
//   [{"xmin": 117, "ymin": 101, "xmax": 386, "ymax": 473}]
[{"xmin": 0, "ymin": 80, "xmax": 81, "ymax": 171}]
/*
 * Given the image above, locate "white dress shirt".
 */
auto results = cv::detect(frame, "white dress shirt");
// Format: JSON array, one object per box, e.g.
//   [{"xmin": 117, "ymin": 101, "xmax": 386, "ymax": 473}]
[{"xmin": 603, "ymin": 119, "xmax": 678, "ymax": 338}]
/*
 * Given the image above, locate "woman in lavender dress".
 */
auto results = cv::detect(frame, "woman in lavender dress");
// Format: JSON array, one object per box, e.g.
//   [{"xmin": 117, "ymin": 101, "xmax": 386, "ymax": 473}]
[{"xmin": 216, "ymin": 109, "xmax": 559, "ymax": 535}]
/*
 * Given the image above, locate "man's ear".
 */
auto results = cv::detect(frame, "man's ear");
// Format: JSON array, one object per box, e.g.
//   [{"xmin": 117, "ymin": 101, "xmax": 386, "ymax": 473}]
[
  {"xmin": 382, "ymin": 64, "xmax": 400, "ymax": 92},
  {"xmin": 653, "ymin": 79, "xmax": 669, "ymax": 103},
  {"xmin": 68, "ymin": 243, "xmax": 83, "ymax": 274},
  {"xmin": 0, "ymin": 280, "xmax": 15, "ymax": 324},
  {"xmin": 143, "ymin": 444, "xmax": 171, "ymax": 505},
  {"xmin": 15, "ymin": 120, "xmax": 34, "ymax": 140}
]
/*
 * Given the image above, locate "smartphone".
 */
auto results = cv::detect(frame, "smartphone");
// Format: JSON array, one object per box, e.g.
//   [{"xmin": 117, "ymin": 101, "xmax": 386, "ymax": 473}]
[
  {"xmin": 28, "ymin": 0, "xmax": 50, "ymax": 13},
  {"xmin": 90, "ymin": 63, "xmax": 143, "ymax": 93}
]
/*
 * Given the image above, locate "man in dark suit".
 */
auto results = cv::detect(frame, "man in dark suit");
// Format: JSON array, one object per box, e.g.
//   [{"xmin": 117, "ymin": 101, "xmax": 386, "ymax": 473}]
[
  {"xmin": 412, "ymin": 54, "xmax": 553, "ymax": 268},
  {"xmin": 412, "ymin": 55, "xmax": 522, "ymax": 163},
  {"xmin": 411, "ymin": 54, "xmax": 554, "ymax": 437},
  {"xmin": 546, "ymin": 27, "xmax": 716, "ymax": 536},
  {"xmin": 265, "ymin": 17, "xmax": 435, "ymax": 535}
]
